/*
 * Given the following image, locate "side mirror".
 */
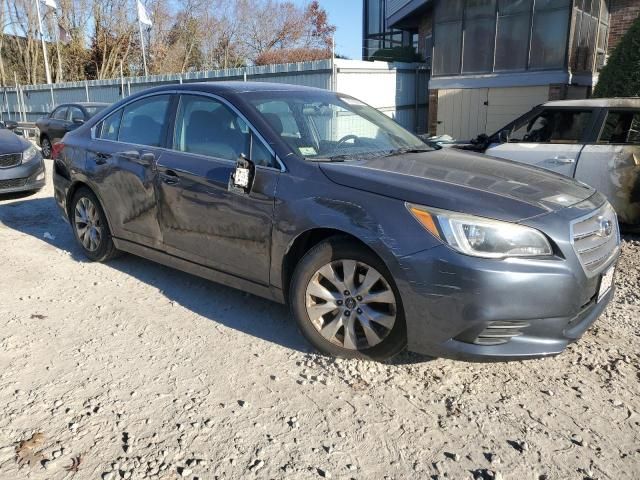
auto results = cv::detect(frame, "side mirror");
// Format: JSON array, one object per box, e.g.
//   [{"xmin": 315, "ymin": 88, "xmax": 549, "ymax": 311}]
[
  {"xmin": 73, "ymin": 118, "xmax": 85, "ymax": 126},
  {"xmin": 4, "ymin": 120, "xmax": 18, "ymax": 131},
  {"xmin": 498, "ymin": 128, "xmax": 510, "ymax": 143},
  {"xmin": 229, "ymin": 154, "xmax": 255, "ymax": 194}
]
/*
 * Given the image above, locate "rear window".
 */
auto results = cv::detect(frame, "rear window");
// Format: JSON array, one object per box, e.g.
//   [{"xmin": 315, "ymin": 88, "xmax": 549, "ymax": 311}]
[
  {"xmin": 599, "ymin": 110, "xmax": 640, "ymax": 144},
  {"xmin": 85, "ymin": 106, "xmax": 106, "ymax": 118}
]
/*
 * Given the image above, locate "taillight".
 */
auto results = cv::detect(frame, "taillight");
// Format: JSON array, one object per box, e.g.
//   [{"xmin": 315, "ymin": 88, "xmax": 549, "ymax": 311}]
[{"xmin": 51, "ymin": 142, "xmax": 65, "ymax": 160}]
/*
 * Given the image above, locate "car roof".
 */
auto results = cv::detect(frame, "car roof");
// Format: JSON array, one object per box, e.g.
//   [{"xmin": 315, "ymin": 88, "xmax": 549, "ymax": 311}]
[
  {"xmin": 543, "ymin": 98, "xmax": 640, "ymax": 108},
  {"xmin": 156, "ymin": 81, "xmax": 330, "ymax": 95},
  {"xmin": 57, "ymin": 102, "xmax": 110, "ymax": 108}
]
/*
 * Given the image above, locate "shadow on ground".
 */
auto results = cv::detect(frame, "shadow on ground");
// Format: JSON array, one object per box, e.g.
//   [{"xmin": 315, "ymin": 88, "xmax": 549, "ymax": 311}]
[
  {"xmin": 0, "ymin": 193, "xmax": 441, "ymax": 364},
  {"xmin": 0, "ymin": 193, "xmax": 310, "ymax": 354}
]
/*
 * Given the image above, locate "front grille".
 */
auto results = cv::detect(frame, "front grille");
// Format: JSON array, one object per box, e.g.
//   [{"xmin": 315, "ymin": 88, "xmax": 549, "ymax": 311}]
[
  {"xmin": 472, "ymin": 321, "xmax": 530, "ymax": 346},
  {"xmin": 0, "ymin": 177, "xmax": 27, "ymax": 189},
  {"xmin": 571, "ymin": 203, "xmax": 620, "ymax": 276},
  {"xmin": 0, "ymin": 153, "xmax": 22, "ymax": 168}
]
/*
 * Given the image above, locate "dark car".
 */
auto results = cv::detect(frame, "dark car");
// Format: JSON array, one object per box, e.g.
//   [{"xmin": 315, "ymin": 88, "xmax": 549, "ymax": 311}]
[
  {"xmin": 37, "ymin": 102, "xmax": 108, "ymax": 158},
  {"xmin": 0, "ymin": 127, "xmax": 45, "ymax": 195},
  {"xmin": 52, "ymin": 82, "xmax": 620, "ymax": 362}
]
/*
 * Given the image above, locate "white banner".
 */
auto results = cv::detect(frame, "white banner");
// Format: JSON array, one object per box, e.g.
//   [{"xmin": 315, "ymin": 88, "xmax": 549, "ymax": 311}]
[{"xmin": 137, "ymin": 1, "xmax": 152, "ymax": 26}]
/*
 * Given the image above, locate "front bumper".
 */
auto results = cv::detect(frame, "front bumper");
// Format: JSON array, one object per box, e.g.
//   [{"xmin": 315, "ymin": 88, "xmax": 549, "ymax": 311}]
[
  {"xmin": 395, "ymin": 242, "xmax": 618, "ymax": 362},
  {"xmin": 0, "ymin": 158, "xmax": 46, "ymax": 194}
]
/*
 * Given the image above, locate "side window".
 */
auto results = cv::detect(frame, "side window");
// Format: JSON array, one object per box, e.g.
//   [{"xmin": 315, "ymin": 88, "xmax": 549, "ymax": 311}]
[
  {"xmin": 68, "ymin": 107, "xmax": 84, "ymax": 122},
  {"xmin": 118, "ymin": 95, "xmax": 171, "ymax": 147},
  {"xmin": 599, "ymin": 111, "xmax": 640, "ymax": 144},
  {"xmin": 52, "ymin": 107, "xmax": 67, "ymax": 120},
  {"xmin": 510, "ymin": 109, "xmax": 592, "ymax": 144},
  {"xmin": 173, "ymin": 95, "xmax": 251, "ymax": 161},
  {"xmin": 98, "ymin": 110, "xmax": 123, "ymax": 141}
]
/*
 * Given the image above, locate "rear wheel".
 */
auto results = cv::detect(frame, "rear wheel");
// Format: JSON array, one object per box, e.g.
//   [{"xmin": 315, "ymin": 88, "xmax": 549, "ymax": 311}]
[
  {"xmin": 70, "ymin": 188, "xmax": 118, "ymax": 262},
  {"xmin": 41, "ymin": 137, "xmax": 52, "ymax": 159},
  {"xmin": 290, "ymin": 237, "xmax": 406, "ymax": 361}
]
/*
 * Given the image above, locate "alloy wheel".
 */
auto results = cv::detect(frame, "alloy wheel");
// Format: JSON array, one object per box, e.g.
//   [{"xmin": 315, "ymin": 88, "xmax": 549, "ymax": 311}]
[
  {"xmin": 74, "ymin": 197, "xmax": 103, "ymax": 252},
  {"xmin": 41, "ymin": 139, "xmax": 51, "ymax": 158},
  {"xmin": 305, "ymin": 260, "xmax": 397, "ymax": 350}
]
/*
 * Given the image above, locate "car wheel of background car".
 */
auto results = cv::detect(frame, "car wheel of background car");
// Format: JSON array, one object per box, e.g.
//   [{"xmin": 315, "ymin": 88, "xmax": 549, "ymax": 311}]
[
  {"xmin": 71, "ymin": 187, "xmax": 118, "ymax": 262},
  {"xmin": 290, "ymin": 237, "xmax": 407, "ymax": 361},
  {"xmin": 40, "ymin": 137, "xmax": 52, "ymax": 159}
]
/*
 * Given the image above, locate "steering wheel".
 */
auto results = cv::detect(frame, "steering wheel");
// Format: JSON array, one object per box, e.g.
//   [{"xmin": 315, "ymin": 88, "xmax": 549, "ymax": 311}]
[{"xmin": 335, "ymin": 134, "xmax": 359, "ymax": 148}]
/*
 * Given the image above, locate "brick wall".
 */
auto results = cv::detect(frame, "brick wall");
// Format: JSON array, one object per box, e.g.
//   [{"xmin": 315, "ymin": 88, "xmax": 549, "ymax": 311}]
[{"xmin": 608, "ymin": 0, "xmax": 640, "ymax": 52}]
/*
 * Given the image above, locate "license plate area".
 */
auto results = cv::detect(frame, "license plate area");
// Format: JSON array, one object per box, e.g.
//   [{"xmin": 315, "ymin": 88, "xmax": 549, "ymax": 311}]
[{"xmin": 597, "ymin": 266, "xmax": 615, "ymax": 303}]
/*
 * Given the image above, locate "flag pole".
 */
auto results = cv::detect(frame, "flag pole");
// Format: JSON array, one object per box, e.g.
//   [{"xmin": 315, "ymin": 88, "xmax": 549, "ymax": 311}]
[
  {"xmin": 137, "ymin": 13, "xmax": 148, "ymax": 76},
  {"xmin": 35, "ymin": 0, "xmax": 53, "ymax": 84}
]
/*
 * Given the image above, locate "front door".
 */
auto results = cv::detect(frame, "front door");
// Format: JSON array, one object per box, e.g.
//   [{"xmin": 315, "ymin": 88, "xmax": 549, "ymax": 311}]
[
  {"xmin": 86, "ymin": 93, "xmax": 173, "ymax": 248},
  {"xmin": 487, "ymin": 108, "xmax": 596, "ymax": 178},
  {"xmin": 577, "ymin": 109, "xmax": 640, "ymax": 226},
  {"xmin": 156, "ymin": 94, "xmax": 280, "ymax": 285}
]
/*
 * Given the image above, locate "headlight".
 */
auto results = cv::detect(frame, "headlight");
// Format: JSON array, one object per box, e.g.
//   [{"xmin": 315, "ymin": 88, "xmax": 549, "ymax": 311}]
[
  {"xmin": 22, "ymin": 145, "xmax": 41, "ymax": 165},
  {"xmin": 407, "ymin": 203, "xmax": 553, "ymax": 258}
]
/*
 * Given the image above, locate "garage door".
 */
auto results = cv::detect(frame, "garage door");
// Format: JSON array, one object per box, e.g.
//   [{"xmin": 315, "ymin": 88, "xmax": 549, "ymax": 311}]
[{"xmin": 436, "ymin": 86, "xmax": 551, "ymax": 141}]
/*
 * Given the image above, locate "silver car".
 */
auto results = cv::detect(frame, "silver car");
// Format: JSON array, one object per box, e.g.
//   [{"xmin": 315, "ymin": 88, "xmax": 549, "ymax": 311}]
[{"xmin": 485, "ymin": 98, "xmax": 640, "ymax": 229}]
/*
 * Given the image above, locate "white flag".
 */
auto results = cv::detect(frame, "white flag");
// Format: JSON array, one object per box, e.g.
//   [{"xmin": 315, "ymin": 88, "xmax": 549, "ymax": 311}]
[
  {"xmin": 43, "ymin": 0, "xmax": 58, "ymax": 8},
  {"xmin": 137, "ymin": 1, "xmax": 152, "ymax": 26}
]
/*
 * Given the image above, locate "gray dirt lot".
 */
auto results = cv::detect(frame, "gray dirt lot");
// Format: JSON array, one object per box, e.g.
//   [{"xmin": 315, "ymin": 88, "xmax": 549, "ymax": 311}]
[{"xmin": 0, "ymin": 162, "xmax": 638, "ymax": 480}]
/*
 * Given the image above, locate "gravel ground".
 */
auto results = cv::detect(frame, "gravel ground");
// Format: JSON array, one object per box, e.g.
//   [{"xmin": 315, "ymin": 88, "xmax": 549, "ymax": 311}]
[{"xmin": 0, "ymin": 161, "xmax": 638, "ymax": 480}]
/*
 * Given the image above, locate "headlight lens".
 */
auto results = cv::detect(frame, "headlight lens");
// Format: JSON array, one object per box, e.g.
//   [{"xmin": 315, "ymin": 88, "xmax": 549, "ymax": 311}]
[
  {"xmin": 22, "ymin": 145, "xmax": 40, "ymax": 165},
  {"xmin": 407, "ymin": 203, "xmax": 553, "ymax": 258}
]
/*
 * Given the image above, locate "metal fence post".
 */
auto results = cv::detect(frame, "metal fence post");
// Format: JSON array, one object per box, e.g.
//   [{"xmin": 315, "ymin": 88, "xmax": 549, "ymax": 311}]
[{"xmin": 85, "ymin": 81, "xmax": 90, "ymax": 102}]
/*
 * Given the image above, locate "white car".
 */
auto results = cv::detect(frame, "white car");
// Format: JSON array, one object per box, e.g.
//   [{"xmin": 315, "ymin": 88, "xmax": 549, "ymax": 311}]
[{"xmin": 480, "ymin": 98, "xmax": 639, "ymax": 229}]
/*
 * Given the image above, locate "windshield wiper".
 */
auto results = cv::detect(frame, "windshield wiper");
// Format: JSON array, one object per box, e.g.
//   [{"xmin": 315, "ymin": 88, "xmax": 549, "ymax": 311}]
[
  {"xmin": 384, "ymin": 147, "xmax": 432, "ymax": 157},
  {"xmin": 313, "ymin": 154, "xmax": 353, "ymax": 162}
]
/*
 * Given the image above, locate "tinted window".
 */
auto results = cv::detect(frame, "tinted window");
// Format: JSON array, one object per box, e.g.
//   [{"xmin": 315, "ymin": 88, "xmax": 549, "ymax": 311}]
[
  {"xmin": 99, "ymin": 110, "xmax": 123, "ymax": 141},
  {"xmin": 510, "ymin": 109, "xmax": 592, "ymax": 143},
  {"xmin": 84, "ymin": 106, "xmax": 106, "ymax": 117},
  {"xmin": 52, "ymin": 107, "xmax": 67, "ymax": 120},
  {"xmin": 599, "ymin": 111, "xmax": 640, "ymax": 144},
  {"xmin": 118, "ymin": 95, "xmax": 170, "ymax": 147},
  {"xmin": 529, "ymin": 4, "xmax": 570, "ymax": 69},
  {"xmin": 68, "ymin": 106, "xmax": 84, "ymax": 122}
]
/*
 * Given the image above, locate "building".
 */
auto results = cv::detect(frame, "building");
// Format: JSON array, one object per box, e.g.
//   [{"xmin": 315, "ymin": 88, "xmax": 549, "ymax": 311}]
[{"xmin": 366, "ymin": 0, "xmax": 640, "ymax": 140}]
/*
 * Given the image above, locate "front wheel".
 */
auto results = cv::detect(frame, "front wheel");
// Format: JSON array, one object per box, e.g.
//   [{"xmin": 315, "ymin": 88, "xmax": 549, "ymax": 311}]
[
  {"xmin": 70, "ymin": 188, "xmax": 118, "ymax": 262},
  {"xmin": 290, "ymin": 238, "xmax": 406, "ymax": 361}
]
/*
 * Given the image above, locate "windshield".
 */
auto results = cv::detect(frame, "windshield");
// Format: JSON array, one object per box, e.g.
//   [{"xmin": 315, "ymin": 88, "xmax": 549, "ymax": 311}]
[
  {"xmin": 248, "ymin": 91, "xmax": 429, "ymax": 160},
  {"xmin": 85, "ymin": 106, "xmax": 106, "ymax": 117}
]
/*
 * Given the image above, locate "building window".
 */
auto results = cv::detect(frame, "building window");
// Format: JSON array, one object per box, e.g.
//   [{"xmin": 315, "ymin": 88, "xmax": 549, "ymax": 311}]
[
  {"xmin": 529, "ymin": 0, "xmax": 571, "ymax": 69},
  {"xmin": 462, "ymin": 0, "xmax": 497, "ymax": 73},
  {"xmin": 363, "ymin": 0, "xmax": 413, "ymax": 60},
  {"xmin": 432, "ymin": 0, "xmax": 575, "ymax": 76},
  {"xmin": 571, "ymin": 0, "xmax": 610, "ymax": 73},
  {"xmin": 494, "ymin": 0, "xmax": 532, "ymax": 71}
]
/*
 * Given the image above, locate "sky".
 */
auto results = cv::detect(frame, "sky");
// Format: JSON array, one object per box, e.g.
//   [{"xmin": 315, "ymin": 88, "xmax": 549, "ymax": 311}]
[{"xmin": 291, "ymin": 0, "xmax": 363, "ymax": 60}]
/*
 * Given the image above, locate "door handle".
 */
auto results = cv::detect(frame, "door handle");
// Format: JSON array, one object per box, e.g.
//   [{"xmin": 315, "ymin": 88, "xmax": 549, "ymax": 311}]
[
  {"xmin": 119, "ymin": 150, "xmax": 140, "ymax": 161},
  {"xmin": 160, "ymin": 170, "xmax": 180, "ymax": 185},
  {"xmin": 548, "ymin": 156, "xmax": 575, "ymax": 164}
]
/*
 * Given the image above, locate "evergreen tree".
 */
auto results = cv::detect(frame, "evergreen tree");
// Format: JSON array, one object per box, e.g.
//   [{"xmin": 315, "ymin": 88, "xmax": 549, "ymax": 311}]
[{"xmin": 594, "ymin": 17, "xmax": 640, "ymax": 98}]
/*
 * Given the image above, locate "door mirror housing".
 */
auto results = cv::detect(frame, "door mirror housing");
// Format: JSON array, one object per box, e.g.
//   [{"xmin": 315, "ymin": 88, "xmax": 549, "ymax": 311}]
[
  {"xmin": 498, "ymin": 128, "xmax": 510, "ymax": 143},
  {"xmin": 229, "ymin": 154, "xmax": 255, "ymax": 194},
  {"xmin": 3, "ymin": 120, "xmax": 18, "ymax": 131}
]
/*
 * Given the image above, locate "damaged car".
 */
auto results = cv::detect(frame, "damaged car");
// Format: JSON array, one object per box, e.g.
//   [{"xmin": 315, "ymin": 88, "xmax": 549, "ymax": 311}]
[
  {"xmin": 0, "ymin": 123, "xmax": 45, "ymax": 195},
  {"xmin": 464, "ymin": 99, "xmax": 640, "ymax": 230},
  {"xmin": 53, "ymin": 83, "xmax": 620, "ymax": 362}
]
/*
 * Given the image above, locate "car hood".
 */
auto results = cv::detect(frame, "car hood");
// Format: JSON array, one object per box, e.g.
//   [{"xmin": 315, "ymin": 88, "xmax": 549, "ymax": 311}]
[
  {"xmin": 0, "ymin": 129, "xmax": 29, "ymax": 154},
  {"xmin": 319, "ymin": 148, "xmax": 595, "ymax": 223}
]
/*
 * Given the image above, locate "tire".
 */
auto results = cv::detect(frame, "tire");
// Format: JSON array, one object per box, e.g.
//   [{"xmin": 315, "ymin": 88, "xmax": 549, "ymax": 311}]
[
  {"xmin": 41, "ymin": 137, "xmax": 52, "ymax": 159},
  {"xmin": 290, "ymin": 237, "xmax": 407, "ymax": 361},
  {"xmin": 70, "ymin": 187, "xmax": 119, "ymax": 262}
]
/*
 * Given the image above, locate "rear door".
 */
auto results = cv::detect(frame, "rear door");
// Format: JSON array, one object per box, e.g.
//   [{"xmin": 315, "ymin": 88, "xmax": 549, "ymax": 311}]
[
  {"xmin": 487, "ymin": 108, "xmax": 596, "ymax": 177},
  {"xmin": 576, "ymin": 109, "xmax": 640, "ymax": 226},
  {"xmin": 156, "ymin": 93, "xmax": 280, "ymax": 284},
  {"xmin": 86, "ymin": 93, "xmax": 174, "ymax": 248},
  {"xmin": 48, "ymin": 106, "xmax": 69, "ymax": 143}
]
